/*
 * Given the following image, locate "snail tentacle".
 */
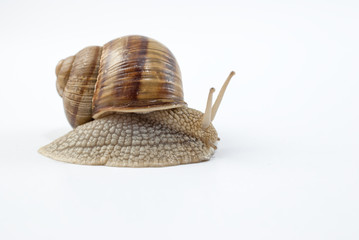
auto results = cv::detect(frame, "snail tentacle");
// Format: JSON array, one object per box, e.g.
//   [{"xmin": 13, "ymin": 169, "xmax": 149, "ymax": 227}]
[
  {"xmin": 211, "ymin": 71, "xmax": 235, "ymax": 121},
  {"xmin": 202, "ymin": 88, "xmax": 215, "ymax": 130}
]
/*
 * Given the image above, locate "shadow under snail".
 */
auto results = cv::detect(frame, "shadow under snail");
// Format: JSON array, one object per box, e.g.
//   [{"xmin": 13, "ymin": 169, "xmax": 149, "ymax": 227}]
[{"xmin": 38, "ymin": 35, "xmax": 235, "ymax": 167}]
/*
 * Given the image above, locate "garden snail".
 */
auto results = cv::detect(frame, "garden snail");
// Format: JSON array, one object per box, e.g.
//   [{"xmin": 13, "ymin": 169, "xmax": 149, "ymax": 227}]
[{"xmin": 38, "ymin": 35, "xmax": 235, "ymax": 167}]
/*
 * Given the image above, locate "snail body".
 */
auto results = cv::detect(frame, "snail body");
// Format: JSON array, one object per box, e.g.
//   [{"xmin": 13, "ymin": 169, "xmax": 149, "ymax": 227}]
[
  {"xmin": 39, "ymin": 108, "xmax": 218, "ymax": 167},
  {"xmin": 39, "ymin": 35, "xmax": 234, "ymax": 167}
]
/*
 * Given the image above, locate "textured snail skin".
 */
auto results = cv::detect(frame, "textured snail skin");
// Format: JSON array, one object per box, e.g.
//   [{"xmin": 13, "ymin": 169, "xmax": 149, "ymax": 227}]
[{"xmin": 38, "ymin": 108, "xmax": 218, "ymax": 167}]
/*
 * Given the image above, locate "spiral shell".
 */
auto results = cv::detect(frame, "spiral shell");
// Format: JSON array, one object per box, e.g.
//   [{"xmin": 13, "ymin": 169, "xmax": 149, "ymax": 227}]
[{"xmin": 55, "ymin": 35, "xmax": 186, "ymax": 128}]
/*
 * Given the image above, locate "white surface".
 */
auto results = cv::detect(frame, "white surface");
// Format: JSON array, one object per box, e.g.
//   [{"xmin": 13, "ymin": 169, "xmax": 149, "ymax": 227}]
[{"xmin": 0, "ymin": 0, "xmax": 358, "ymax": 239}]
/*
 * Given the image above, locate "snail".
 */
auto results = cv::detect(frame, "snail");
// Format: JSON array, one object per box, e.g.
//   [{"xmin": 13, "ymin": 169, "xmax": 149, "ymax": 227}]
[{"xmin": 38, "ymin": 35, "xmax": 235, "ymax": 167}]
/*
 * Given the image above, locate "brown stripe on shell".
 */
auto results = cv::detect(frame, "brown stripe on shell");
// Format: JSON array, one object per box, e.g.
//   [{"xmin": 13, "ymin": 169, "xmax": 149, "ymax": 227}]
[
  {"xmin": 138, "ymin": 39, "xmax": 183, "ymax": 102},
  {"xmin": 92, "ymin": 35, "xmax": 186, "ymax": 119},
  {"xmin": 62, "ymin": 46, "xmax": 102, "ymax": 128},
  {"xmin": 93, "ymin": 39, "xmax": 113, "ymax": 104},
  {"xmin": 115, "ymin": 35, "xmax": 148, "ymax": 100}
]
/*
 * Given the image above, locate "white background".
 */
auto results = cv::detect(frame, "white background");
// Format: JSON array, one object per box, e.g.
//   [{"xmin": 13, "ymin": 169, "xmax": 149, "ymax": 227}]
[{"xmin": 0, "ymin": 0, "xmax": 358, "ymax": 239}]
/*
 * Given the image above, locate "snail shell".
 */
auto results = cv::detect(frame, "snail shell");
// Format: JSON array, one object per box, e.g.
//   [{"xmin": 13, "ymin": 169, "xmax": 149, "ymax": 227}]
[{"xmin": 55, "ymin": 35, "xmax": 186, "ymax": 128}]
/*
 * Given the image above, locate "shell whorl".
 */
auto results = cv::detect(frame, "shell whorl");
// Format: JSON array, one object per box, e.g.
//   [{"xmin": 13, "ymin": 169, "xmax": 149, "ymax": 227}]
[
  {"xmin": 93, "ymin": 35, "xmax": 186, "ymax": 118},
  {"xmin": 55, "ymin": 35, "xmax": 186, "ymax": 128},
  {"xmin": 56, "ymin": 46, "xmax": 102, "ymax": 128},
  {"xmin": 55, "ymin": 55, "xmax": 75, "ymax": 97}
]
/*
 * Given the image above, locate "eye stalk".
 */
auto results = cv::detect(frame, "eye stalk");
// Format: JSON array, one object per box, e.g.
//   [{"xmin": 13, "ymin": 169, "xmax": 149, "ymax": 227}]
[
  {"xmin": 202, "ymin": 71, "xmax": 235, "ymax": 130},
  {"xmin": 201, "ymin": 88, "xmax": 215, "ymax": 129}
]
